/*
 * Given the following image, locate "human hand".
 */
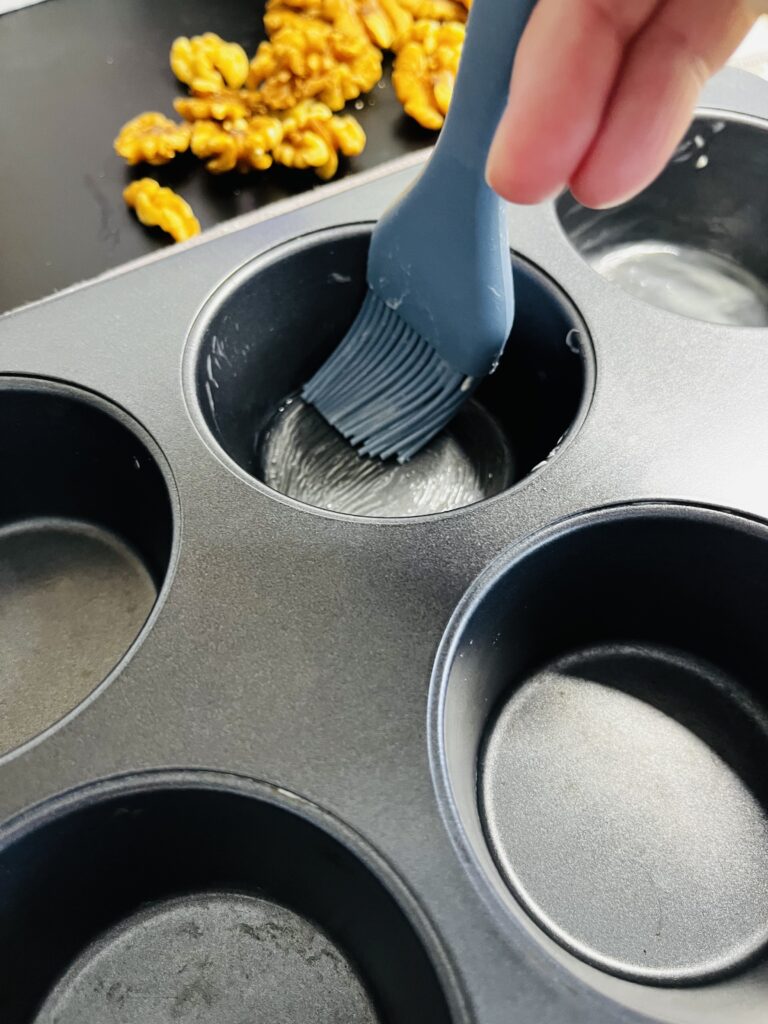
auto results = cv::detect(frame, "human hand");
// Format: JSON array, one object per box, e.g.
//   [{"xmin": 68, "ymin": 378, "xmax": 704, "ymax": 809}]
[{"xmin": 487, "ymin": 0, "xmax": 768, "ymax": 208}]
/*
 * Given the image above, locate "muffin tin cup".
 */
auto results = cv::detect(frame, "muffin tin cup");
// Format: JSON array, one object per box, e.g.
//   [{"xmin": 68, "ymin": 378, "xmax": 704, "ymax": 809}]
[
  {"xmin": 558, "ymin": 110, "xmax": 768, "ymax": 327},
  {"xmin": 0, "ymin": 377, "xmax": 176, "ymax": 760},
  {"xmin": 429, "ymin": 504, "xmax": 768, "ymax": 990},
  {"xmin": 0, "ymin": 771, "xmax": 461, "ymax": 1024},
  {"xmin": 184, "ymin": 224, "xmax": 592, "ymax": 519},
  {"xmin": 1, "ymin": 67, "xmax": 768, "ymax": 1024}
]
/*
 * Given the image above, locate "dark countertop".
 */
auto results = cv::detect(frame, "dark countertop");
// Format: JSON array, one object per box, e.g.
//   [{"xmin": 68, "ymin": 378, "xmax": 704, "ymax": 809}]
[{"xmin": 0, "ymin": 0, "xmax": 432, "ymax": 313}]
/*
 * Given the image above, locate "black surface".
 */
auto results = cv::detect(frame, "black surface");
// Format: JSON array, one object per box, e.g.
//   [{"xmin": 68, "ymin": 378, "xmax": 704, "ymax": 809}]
[{"xmin": 0, "ymin": 0, "xmax": 432, "ymax": 313}]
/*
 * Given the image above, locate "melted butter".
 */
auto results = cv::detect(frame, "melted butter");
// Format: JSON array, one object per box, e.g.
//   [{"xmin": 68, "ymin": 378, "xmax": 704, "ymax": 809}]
[
  {"xmin": 591, "ymin": 242, "xmax": 768, "ymax": 327},
  {"xmin": 257, "ymin": 397, "xmax": 513, "ymax": 518}
]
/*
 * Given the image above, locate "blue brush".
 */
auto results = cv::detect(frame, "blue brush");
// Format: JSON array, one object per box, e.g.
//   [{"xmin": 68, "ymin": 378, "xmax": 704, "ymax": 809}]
[{"xmin": 303, "ymin": 0, "xmax": 537, "ymax": 462}]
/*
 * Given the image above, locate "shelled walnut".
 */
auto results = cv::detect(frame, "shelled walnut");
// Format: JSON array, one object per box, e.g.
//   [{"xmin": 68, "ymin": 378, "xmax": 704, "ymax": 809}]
[
  {"xmin": 392, "ymin": 19, "xmax": 464, "ymax": 129},
  {"xmin": 249, "ymin": 2, "xmax": 382, "ymax": 111},
  {"xmin": 174, "ymin": 90, "xmax": 267, "ymax": 123},
  {"xmin": 274, "ymin": 100, "xmax": 366, "ymax": 178},
  {"xmin": 170, "ymin": 33, "xmax": 250, "ymax": 92},
  {"xmin": 123, "ymin": 179, "xmax": 201, "ymax": 242},
  {"xmin": 116, "ymin": 0, "xmax": 472, "ymax": 244},
  {"xmin": 190, "ymin": 115, "xmax": 284, "ymax": 172},
  {"xmin": 114, "ymin": 113, "xmax": 191, "ymax": 166}
]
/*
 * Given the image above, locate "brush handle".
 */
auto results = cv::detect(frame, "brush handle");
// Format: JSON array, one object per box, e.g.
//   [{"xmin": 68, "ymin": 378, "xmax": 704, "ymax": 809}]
[
  {"xmin": 437, "ymin": 0, "xmax": 537, "ymax": 169},
  {"xmin": 367, "ymin": 0, "xmax": 538, "ymax": 379}
]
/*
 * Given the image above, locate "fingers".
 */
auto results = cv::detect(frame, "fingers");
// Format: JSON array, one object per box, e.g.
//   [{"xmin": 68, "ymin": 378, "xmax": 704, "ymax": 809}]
[
  {"xmin": 571, "ymin": 0, "xmax": 756, "ymax": 207},
  {"xmin": 487, "ymin": 0, "xmax": 758, "ymax": 209},
  {"xmin": 487, "ymin": 0, "xmax": 662, "ymax": 204}
]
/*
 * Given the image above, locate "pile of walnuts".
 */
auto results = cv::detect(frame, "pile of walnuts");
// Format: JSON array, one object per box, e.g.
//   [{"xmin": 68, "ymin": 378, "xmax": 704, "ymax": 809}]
[{"xmin": 115, "ymin": 0, "xmax": 469, "ymax": 241}]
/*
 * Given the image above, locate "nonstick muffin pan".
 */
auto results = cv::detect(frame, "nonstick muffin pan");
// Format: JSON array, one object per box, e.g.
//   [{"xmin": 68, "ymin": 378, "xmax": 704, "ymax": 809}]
[{"xmin": 1, "ymin": 68, "xmax": 768, "ymax": 1024}]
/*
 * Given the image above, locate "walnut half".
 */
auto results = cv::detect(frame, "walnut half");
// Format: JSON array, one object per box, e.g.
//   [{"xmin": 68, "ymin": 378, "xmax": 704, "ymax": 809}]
[
  {"xmin": 190, "ymin": 116, "xmax": 285, "ymax": 173},
  {"xmin": 392, "ymin": 19, "xmax": 464, "ymax": 129},
  {"xmin": 123, "ymin": 179, "xmax": 201, "ymax": 242},
  {"xmin": 170, "ymin": 33, "xmax": 250, "ymax": 93},
  {"xmin": 114, "ymin": 113, "xmax": 191, "ymax": 166},
  {"xmin": 274, "ymin": 100, "xmax": 366, "ymax": 178}
]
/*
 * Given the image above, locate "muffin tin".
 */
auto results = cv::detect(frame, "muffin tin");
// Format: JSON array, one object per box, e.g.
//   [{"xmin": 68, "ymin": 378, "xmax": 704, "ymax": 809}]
[{"xmin": 1, "ymin": 68, "xmax": 767, "ymax": 1024}]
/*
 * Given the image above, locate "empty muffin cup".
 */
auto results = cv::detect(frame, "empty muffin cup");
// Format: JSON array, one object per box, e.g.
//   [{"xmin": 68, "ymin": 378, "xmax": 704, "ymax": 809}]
[
  {"xmin": 430, "ymin": 504, "xmax": 768, "ymax": 988},
  {"xmin": 558, "ymin": 113, "xmax": 768, "ymax": 326},
  {"xmin": 0, "ymin": 378, "xmax": 174, "ymax": 758},
  {"xmin": 186, "ymin": 225, "xmax": 592, "ymax": 518},
  {"xmin": 0, "ymin": 772, "xmax": 460, "ymax": 1024}
]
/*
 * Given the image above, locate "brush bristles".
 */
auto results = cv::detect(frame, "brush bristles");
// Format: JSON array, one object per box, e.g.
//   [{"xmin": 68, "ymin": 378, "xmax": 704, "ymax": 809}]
[{"xmin": 303, "ymin": 291, "xmax": 470, "ymax": 463}]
